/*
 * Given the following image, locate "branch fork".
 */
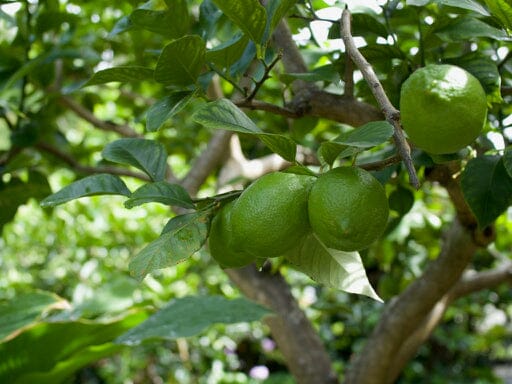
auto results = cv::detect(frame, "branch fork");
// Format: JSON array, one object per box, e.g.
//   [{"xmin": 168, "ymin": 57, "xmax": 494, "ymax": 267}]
[{"xmin": 340, "ymin": 8, "xmax": 420, "ymax": 189}]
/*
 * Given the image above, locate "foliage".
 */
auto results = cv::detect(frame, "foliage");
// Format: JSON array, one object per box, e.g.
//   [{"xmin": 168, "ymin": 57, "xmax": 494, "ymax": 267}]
[{"xmin": 1, "ymin": 0, "xmax": 511, "ymax": 383}]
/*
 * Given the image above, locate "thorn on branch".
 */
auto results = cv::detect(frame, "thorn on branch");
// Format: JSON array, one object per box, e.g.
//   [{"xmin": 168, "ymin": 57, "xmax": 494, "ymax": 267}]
[{"xmin": 340, "ymin": 8, "xmax": 420, "ymax": 189}]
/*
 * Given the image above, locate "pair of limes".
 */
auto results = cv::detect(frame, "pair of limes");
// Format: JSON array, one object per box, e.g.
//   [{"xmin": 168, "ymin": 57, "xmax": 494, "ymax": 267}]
[{"xmin": 209, "ymin": 168, "xmax": 389, "ymax": 268}]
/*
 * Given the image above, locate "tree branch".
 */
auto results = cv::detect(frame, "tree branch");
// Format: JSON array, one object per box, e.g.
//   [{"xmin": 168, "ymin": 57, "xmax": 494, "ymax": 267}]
[
  {"xmin": 272, "ymin": 19, "xmax": 383, "ymax": 127},
  {"xmin": 226, "ymin": 265, "xmax": 339, "ymax": 384},
  {"xmin": 345, "ymin": 218, "xmax": 477, "ymax": 384},
  {"xmin": 387, "ymin": 262, "xmax": 512, "ymax": 383},
  {"xmin": 58, "ymin": 96, "xmax": 141, "ymax": 138},
  {"xmin": 341, "ymin": 8, "xmax": 419, "ymax": 189},
  {"xmin": 36, "ymin": 142, "xmax": 151, "ymax": 181}
]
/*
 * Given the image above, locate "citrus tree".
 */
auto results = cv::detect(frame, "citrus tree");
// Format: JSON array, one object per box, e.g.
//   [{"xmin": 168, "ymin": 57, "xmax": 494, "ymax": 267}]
[{"xmin": 1, "ymin": 0, "xmax": 512, "ymax": 383}]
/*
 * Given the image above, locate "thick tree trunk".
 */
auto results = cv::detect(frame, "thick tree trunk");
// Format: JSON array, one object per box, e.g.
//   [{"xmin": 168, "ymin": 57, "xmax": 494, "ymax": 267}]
[{"xmin": 227, "ymin": 266, "xmax": 339, "ymax": 384}]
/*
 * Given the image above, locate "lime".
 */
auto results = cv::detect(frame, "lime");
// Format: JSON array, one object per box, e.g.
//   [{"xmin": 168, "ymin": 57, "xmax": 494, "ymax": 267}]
[
  {"xmin": 400, "ymin": 64, "xmax": 487, "ymax": 154},
  {"xmin": 209, "ymin": 201, "xmax": 256, "ymax": 268},
  {"xmin": 308, "ymin": 167, "xmax": 389, "ymax": 251},
  {"xmin": 230, "ymin": 172, "xmax": 316, "ymax": 258}
]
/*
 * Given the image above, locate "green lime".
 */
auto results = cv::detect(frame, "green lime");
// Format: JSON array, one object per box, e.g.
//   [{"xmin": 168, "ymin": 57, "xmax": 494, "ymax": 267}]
[
  {"xmin": 308, "ymin": 167, "xmax": 389, "ymax": 252},
  {"xmin": 230, "ymin": 172, "xmax": 316, "ymax": 258},
  {"xmin": 208, "ymin": 201, "xmax": 255, "ymax": 268},
  {"xmin": 400, "ymin": 64, "xmax": 487, "ymax": 154}
]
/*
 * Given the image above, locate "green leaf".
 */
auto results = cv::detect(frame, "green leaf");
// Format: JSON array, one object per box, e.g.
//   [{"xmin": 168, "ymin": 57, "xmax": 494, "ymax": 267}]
[
  {"xmin": 485, "ymin": 0, "xmax": 512, "ymax": 30},
  {"xmin": 389, "ymin": 186, "xmax": 415, "ymax": 216},
  {"xmin": 115, "ymin": 295, "xmax": 271, "ymax": 345},
  {"xmin": 504, "ymin": 147, "xmax": 512, "ymax": 178},
  {"xmin": 285, "ymin": 233, "xmax": 382, "ymax": 302},
  {"xmin": 40, "ymin": 174, "xmax": 131, "ymax": 208},
  {"xmin": 0, "ymin": 291, "xmax": 65, "ymax": 341},
  {"xmin": 212, "ymin": 0, "xmax": 267, "ymax": 44},
  {"xmin": 317, "ymin": 121, "xmax": 394, "ymax": 166},
  {"xmin": 435, "ymin": 16, "xmax": 510, "ymax": 41},
  {"xmin": 129, "ymin": 6, "xmax": 189, "ymax": 38},
  {"xmin": 146, "ymin": 91, "xmax": 194, "ymax": 132},
  {"xmin": 461, "ymin": 155, "xmax": 512, "ymax": 228},
  {"xmin": 83, "ymin": 66, "xmax": 154, "ymax": 87},
  {"xmin": 154, "ymin": 35, "xmax": 206, "ymax": 87},
  {"xmin": 192, "ymin": 99, "xmax": 297, "ymax": 162},
  {"xmin": 0, "ymin": 312, "xmax": 147, "ymax": 384},
  {"xmin": 129, "ymin": 212, "xmax": 210, "ymax": 281},
  {"xmin": 407, "ymin": 0, "xmax": 491, "ymax": 15},
  {"xmin": 266, "ymin": 0, "xmax": 297, "ymax": 35},
  {"xmin": 124, "ymin": 181, "xmax": 195, "ymax": 210},
  {"xmin": 102, "ymin": 138, "xmax": 168, "ymax": 182},
  {"xmin": 206, "ymin": 34, "xmax": 249, "ymax": 69},
  {"xmin": 334, "ymin": 121, "xmax": 394, "ymax": 147}
]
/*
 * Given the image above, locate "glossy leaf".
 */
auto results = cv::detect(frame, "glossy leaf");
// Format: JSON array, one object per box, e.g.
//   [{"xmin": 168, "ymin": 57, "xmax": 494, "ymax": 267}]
[
  {"xmin": 0, "ymin": 291, "xmax": 65, "ymax": 341},
  {"xmin": 129, "ymin": 6, "xmax": 188, "ymax": 38},
  {"xmin": 333, "ymin": 121, "xmax": 394, "ymax": 147},
  {"xmin": 266, "ymin": 0, "xmax": 297, "ymax": 36},
  {"xmin": 116, "ymin": 295, "xmax": 271, "ymax": 345},
  {"xmin": 407, "ymin": 0, "xmax": 490, "ymax": 15},
  {"xmin": 206, "ymin": 34, "xmax": 249, "ymax": 69},
  {"xmin": 146, "ymin": 91, "xmax": 194, "ymax": 132},
  {"xmin": 0, "ymin": 312, "xmax": 146, "ymax": 384},
  {"xmin": 154, "ymin": 35, "xmax": 206, "ymax": 87},
  {"xmin": 435, "ymin": 16, "xmax": 509, "ymax": 41},
  {"xmin": 83, "ymin": 66, "xmax": 154, "ymax": 87},
  {"xmin": 40, "ymin": 174, "xmax": 131, "ymax": 208},
  {"xmin": 124, "ymin": 181, "xmax": 195, "ymax": 209},
  {"xmin": 192, "ymin": 99, "xmax": 297, "ymax": 161},
  {"xmin": 285, "ymin": 233, "xmax": 383, "ymax": 302},
  {"xmin": 102, "ymin": 138, "xmax": 168, "ymax": 182},
  {"xmin": 461, "ymin": 155, "xmax": 512, "ymax": 228},
  {"xmin": 484, "ymin": 0, "xmax": 512, "ymax": 30},
  {"xmin": 212, "ymin": 0, "xmax": 267, "ymax": 44},
  {"xmin": 129, "ymin": 212, "xmax": 210, "ymax": 281},
  {"xmin": 318, "ymin": 121, "xmax": 393, "ymax": 166}
]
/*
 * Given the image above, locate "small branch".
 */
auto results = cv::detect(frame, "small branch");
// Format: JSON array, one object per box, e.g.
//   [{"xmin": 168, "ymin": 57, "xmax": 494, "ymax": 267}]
[
  {"xmin": 344, "ymin": 54, "xmax": 354, "ymax": 97},
  {"xmin": 245, "ymin": 54, "xmax": 282, "ymax": 102},
  {"xmin": 340, "ymin": 8, "xmax": 420, "ymax": 189},
  {"xmin": 236, "ymin": 99, "xmax": 300, "ymax": 118},
  {"xmin": 36, "ymin": 142, "xmax": 151, "ymax": 181},
  {"xmin": 358, "ymin": 154, "xmax": 402, "ymax": 171},
  {"xmin": 58, "ymin": 96, "xmax": 141, "ymax": 138}
]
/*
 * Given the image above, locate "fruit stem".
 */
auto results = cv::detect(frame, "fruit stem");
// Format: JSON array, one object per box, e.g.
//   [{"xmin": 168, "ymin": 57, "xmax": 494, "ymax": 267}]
[{"xmin": 340, "ymin": 7, "xmax": 420, "ymax": 189}]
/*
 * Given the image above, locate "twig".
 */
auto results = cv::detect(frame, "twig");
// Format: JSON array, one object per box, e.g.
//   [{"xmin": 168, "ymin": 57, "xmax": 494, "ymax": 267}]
[
  {"xmin": 58, "ymin": 96, "xmax": 141, "ymax": 138},
  {"xmin": 340, "ymin": 8, "xmax": 420, "ymax": 189},
  {"xmin": 245, "ymin": 53, "xmax": 282, "ymax": 102},
  {"xmin": 36, "ymin": 142, "xmax": 151, "ymax": 181},
  {"xmin": 358, "ymin": 154, "xmax": 402, "ymax": 171},
  {"xmin": 236, "ymin": 99, "xmax": 300, "ymax": 118}
]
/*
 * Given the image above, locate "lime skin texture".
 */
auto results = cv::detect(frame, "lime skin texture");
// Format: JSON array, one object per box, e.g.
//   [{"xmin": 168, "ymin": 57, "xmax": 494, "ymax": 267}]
[
  {"xmin": 208, "ymin": 200, "xmax": 256, "ymax": 268},
  {"xmin": 400, "ymin": 64, "xmax": 487, "ymax": 155},
  {"xmin": 308, "ymin": 167, "xmax": 389, "ymax": 252},
  {"xmin": 230, "ymin": 172, "xmax": 316, "ymax": 259}
]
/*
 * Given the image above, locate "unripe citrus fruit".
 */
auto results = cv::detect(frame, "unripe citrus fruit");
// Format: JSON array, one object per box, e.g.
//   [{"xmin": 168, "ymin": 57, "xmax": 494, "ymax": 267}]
[
  {"xmin": 209, "ymin": 201, "xmax": 255, "ymax": 268},
  {"xmin": 400, "ymin": 64, "xmax": 487, "ymax": 154},
  {"xmin": 308, "ymin": 167, "xmax": 389, "ymax": 252},
  {"xmin": 230, "ymin": 172, "xmax": 316, "ymax": 258}
]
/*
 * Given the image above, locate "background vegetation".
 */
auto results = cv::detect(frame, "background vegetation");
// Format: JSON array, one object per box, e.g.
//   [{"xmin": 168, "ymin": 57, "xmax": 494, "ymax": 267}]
[{"xmin": 1, "ymin": 0, "xmax": 511, "ymax": 383}]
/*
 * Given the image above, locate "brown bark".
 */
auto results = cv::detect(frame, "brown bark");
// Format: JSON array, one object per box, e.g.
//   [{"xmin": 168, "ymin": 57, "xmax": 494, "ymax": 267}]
[{"xmin": 227, "ymin": 265, "xmax": 339, "ymax": 384}]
